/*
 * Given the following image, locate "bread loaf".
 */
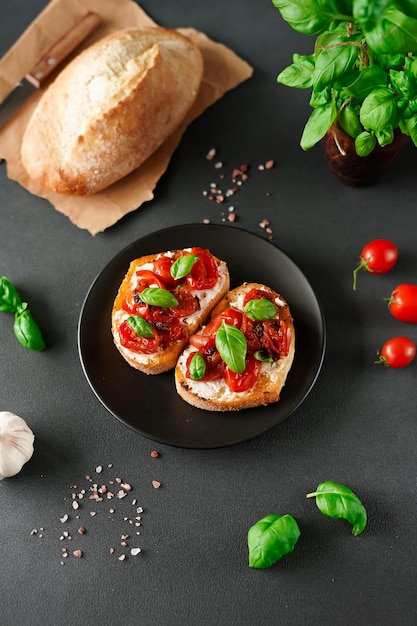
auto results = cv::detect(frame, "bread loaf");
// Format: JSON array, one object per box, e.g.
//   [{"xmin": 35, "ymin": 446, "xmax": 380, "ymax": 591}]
[{"xmin": 21, "ymin": 28, "xmax": 204, "ymax": 195}]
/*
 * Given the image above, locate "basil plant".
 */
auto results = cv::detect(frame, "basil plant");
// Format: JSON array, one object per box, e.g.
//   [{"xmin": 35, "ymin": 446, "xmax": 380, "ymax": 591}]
[{"xmin": 273, "ymin": 0, "xmax": 417, "ymax": 155}]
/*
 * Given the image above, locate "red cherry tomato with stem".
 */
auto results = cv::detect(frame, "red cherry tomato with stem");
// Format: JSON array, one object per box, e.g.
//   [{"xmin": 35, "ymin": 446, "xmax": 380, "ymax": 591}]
[
  {"xmin": 353, "ymin": 239, "xmax": 398, "ymax": 290},
  {"xmin": 376, "ymin": 336, "xmax": 416, "ymax": 368},
  {"xmin": 386, "ymin": 283, "xmax": 417, "ymax": 323}
]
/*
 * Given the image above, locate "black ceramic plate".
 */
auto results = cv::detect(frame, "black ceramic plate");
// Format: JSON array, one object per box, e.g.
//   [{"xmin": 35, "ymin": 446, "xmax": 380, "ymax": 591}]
[{"xmin": 78, "ymin": 224, "xmax": 325, "ymax": 449}]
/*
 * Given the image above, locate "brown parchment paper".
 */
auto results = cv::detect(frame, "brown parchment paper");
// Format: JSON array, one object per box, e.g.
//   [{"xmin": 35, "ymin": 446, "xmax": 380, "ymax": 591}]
[{"xmin": 0, "ymin": 0, "xmax": 253, "ymax": 234}]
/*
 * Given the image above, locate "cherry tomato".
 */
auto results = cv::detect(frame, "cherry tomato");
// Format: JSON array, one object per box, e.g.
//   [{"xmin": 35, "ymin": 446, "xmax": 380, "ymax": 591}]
[
  {"xmin": 135, "ymin": 270, "xmax": 166, "ymax": 289},
  {"xmin": 186, "ymin": 348, "xmax": 225, "ymax": 381},
  {"xmin": 185, "ymin": 248, "xmax": 219, "ymax": 290},
  {"xmin": 376, "ymin": 336, "xmax": 416, "ymax": 368},
  {"xmin": 224, "ymin": 355, "xmax": 261, "ymax": 392},
  {"xmin": 153, "ymin": 256, "xmax": 178, "ymax": 289},
  {"xmin": 352, "ymin": 239, "xmax": 398, "ymax": 290},
  {"xmin": 119, "ymin": 319, "xmax": 160, "ymax": 353},
  {"xmin": 189, "ymin": 308, "xmax": 243, "ymax": 349},
  {"xmin": 242, "ymin": 288, "xmax": 275, "ymax": 308},
  {"xmin": 152, "ymin": 287, "xmax": 199, "ymax": 320},
  {"xmin": 387, "ymin": 283, "xmax": 417, "ymax": 323}
]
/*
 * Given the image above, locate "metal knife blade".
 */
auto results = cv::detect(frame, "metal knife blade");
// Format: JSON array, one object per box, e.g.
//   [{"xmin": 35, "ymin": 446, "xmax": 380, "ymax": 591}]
[{"xmin": 0, "ymin": 11, "xmax": 102, "ymax": 129}]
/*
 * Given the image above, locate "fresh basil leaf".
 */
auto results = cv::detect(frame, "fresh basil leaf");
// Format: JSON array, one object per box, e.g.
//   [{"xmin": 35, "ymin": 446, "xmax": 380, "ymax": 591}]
[
  {"xmin": 353, "ymin": 0, "xmax": 392, "ymax": 31},
  {"xmin": 127, "ymin": 315, "xmax": 154, "ymax": 338},
  {"xmin": 359, "ymin": 88, "xmax": 398, "ymax": 131},
  {"xmin": 400, "ymin": 116, "xmax": 417, "ymax": 145},
  {"xmin": 339, "ymin": 105, "xmax": 362, "ymax": 138},
  {"xmin": 248, "ymin": 514, "xmax": 301, "ymax": 569},
  {"xmin": 254, "ymin": 350, "xmax": 274, "ymax": 363},
  {"xmin": 272, "ymin": 0, "xmax": 353, "ymax": 36},
  {"xmin": 363, "ymin": 7, "xmax": 417, "ymax": 55},
  {"xmin": 0, "ymin": 276, "xmax": 23, "ymax": 313},
  {"xmin": 310, "ymin": 86, "xmax": 332, "ymax": 107},
  {"xmin": 355, "ymin": 130, "xmax": 377, "ymax": 155},
  {"xmin": 13, "ymin": 306, "xmax": 46, "ymax": 351},
  {"xmin": 300, "ymin": 101, "xmax": 338, "ymax": 150},
  {"xmin": 189, "ymin": 352, "xmax": 206, "ymax": 380},
  {"xmin": 170, "ymin": 254, "xmax": 200, "ymax": 280},
  {"xmin": 389, "ymin": 69, "xmax": 417, "ymax": 98},
  {"xmin": 277, "ymin": 54, "xmax": 315, "ymax": 89},
  {"xmin": 244, "ymin": 298, "xmax": 276, "ymax": 321},
  {"xmin": 139, "ymin": 287, "xmax": 179, "ymax": 308},
  {"xmin": 345, "ymin": 66, "xmax": 388, "ymax": 100},
  {"xmin": 313, "ymin": 39, "xmax": 359, "ymax": 92},
  {"xmin": 306, "ymin": 480, "xmax": 367, "ymax": 536},
  {"xmin": 215, "ymin": 322, "xmax": 247, "ymax": 374},
  {"xmin": 394, "ymin": 0, "xmax": 417, "ymax": 19},
  {"xmin": 375, "ymin": 126, "xmax": 394, "ymax": 146}
]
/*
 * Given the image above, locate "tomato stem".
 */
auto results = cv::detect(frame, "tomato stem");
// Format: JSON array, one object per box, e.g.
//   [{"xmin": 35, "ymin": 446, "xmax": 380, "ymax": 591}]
[{"xmin": 352, "ymin": 260, "xmax": 368, "ymax": 291}]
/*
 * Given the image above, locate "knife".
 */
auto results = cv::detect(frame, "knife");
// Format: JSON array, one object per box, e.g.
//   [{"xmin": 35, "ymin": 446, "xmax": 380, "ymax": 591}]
[{"xmin": 0, "ymin": 11, "xmax": 102, "ymax": 129}]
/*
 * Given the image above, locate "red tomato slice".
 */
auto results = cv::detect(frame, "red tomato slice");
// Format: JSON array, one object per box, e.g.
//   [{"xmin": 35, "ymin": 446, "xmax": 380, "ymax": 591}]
[
  {"xmin": 185, "ymin": 247, "xmax": 219, "ymax": 290},
  {"xmin": 388, "ymin": 284, "xmax": 417, "ymax": 323},
  {"xmin": 224, "ymin": 355, "xmax": 261, "ymax": 392},
  {"xmin": 119, "ymin": 319, "xmax": 160, "ymax": 353}
]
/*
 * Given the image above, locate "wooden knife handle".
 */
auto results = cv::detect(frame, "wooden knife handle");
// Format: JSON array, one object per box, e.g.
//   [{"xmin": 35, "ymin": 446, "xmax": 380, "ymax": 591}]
[{"xmin": 25, "ymin": 12, "xmax": 103, "ymax": 88}]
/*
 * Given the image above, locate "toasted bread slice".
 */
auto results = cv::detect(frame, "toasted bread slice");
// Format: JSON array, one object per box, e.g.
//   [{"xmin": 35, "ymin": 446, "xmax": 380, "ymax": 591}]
[
  {"xmin": 175, "ymin": 283, "xmax": 295, "ymax": 411},
  {"xmin": 111, "ymin": 248, "xmax": 230, "ymax": 374}
]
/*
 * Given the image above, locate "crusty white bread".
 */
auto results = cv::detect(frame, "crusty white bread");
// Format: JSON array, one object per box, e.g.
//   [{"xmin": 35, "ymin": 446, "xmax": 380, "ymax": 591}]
[
  {"xmin": 21, "ymin": 28, "xmax": 203, "ymax": 195},
  {"xmin": 175, "ymin": 283, "xmax": 295, "ymax": 411},
  {"xmin": 111, "ymin": 249, "xmax": 229, "ymax": 374}
]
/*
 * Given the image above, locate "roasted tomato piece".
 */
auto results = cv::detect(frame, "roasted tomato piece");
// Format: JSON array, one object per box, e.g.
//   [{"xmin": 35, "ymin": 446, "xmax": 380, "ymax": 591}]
[
  {"xmin": 186, "ymin": 348, "xmax": 225, "ymax": 381},
  {"xmin": 153, "ymin": 256, "xmax": 178, "ymax": 289},
  {"xmin": 122, "ymin": 290, "xmax": 151, "ymax": 316},
  {"xmin": 242, "ymin": 288, "xmax": 275, "ymax": 308},
  {"xmin": 153, "ymin": 317, "xmax": 185, "ymax": 346},
  {"xmin": 150, "ymin": 287, "xmax": 199, "ymax": 322},
  {"xmin": 224, "ymin": 354, "xmax": 261, "ymax": 392},
  {"xmin": 189, "ymin": 308, "xmax": 242, "ymax": 349},
  {"xmin": 185, "ymin": 247, "xmax": 219, "ymax": 290},
  {"xmin": 241, "ymin": 317, "xmax": 290, "ymax": 359},
  {"xmin": 122, "ymin": 270, "xmax": 166, "ymax": 314},
  {"xmin": 119, "ymin": 319, "xmax": 160, "ymax": 353}
]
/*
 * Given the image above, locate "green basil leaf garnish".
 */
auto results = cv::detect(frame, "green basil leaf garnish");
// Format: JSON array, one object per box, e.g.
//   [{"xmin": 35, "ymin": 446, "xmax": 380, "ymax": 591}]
[
  {"xmin": 139, "ymin": 287, "xmax": 179, "ymax": 308},
  {"xmin": 13, "ymin": 305, "xmax": 46, "ymax": 351},
  {"xmin": 127, "ymin": 315, "xmax": 154, "ymax": 338},
  {"xmin": 306, "ymin": 481, "xmax": 367, "ymax": 536},
  {"xmin": 254, "ymin": 349, "xmax": 274, "ymax": 363},
  {"xmin": 189, "ymin": 352, "xmax": 206, "ymax": 380},
  {"xmin": 248, "ymin": 514, "xmax": 301, "ymax": 569},
  {"xmin": 170, "ymin": 254, "xmax": 200, "ymax": 280},
  {"xmin": 0, "ymin": 276, "xmax": 23, "ymax": 313},
  {"xmin": 215, "ymin": 322, "xmax": 247, "ymax": 373},
  {"xmin": 244, "ymin": 298, "xmax": 276, "ymax": 321}
]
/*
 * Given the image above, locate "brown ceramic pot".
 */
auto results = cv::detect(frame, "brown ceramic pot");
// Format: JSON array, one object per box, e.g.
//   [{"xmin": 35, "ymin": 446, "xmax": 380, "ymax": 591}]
[{"xmin": 321, "ymin": 123, "xmax": 409, "ymax": 187}]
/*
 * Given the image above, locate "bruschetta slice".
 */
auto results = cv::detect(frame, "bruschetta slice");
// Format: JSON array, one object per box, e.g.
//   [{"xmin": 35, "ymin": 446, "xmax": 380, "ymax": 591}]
[
  {"xmin": 111, "ymin": 248, "xmax": 230, "ymax": 374},
  {"xmin": 175, "ymin": 283, "xmax": 295, "ymax": 410}
]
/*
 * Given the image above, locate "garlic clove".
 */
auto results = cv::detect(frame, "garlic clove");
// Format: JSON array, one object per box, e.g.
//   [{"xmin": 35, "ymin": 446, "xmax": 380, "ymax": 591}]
[{"xmin": 0, "ymin": 411, "xmax": 34, "ymax": 480}]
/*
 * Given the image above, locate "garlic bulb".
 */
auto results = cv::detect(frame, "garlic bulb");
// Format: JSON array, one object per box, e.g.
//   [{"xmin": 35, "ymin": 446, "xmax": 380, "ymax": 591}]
[{"xmin": 0, "ymin": 411, "xmax": 34, "ymax": 480}]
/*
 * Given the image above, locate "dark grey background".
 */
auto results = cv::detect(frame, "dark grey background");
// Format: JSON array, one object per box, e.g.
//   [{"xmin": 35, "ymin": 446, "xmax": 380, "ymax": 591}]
[{"xmin": 1, "ymin": 1, "xmax": 417, "ymax": 624}]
